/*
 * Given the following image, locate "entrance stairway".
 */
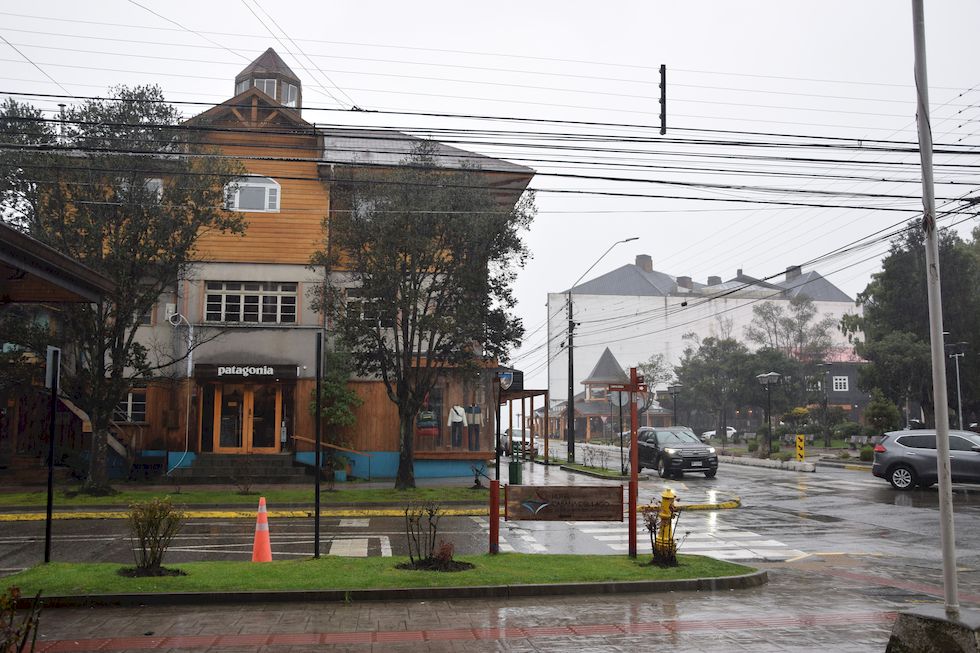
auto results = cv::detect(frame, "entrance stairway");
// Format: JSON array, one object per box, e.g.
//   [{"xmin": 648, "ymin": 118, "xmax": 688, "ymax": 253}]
[{"xmin": 171, "ymin": 453, "xmax": 314, "ymax": 484}]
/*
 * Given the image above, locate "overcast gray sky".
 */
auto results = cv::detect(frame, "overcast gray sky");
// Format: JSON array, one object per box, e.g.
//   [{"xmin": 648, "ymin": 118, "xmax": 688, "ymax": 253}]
[{"xmin": 3, "ymin": 1, "xmax": 979, "ymax": 390}]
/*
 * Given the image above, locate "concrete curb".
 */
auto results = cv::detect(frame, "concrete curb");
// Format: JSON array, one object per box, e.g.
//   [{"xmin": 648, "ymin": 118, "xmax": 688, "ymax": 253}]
[
  {"xmin": 558, "ymin": 465, "xmax": 629, "ymax": 481},
  {"xmin": 719, "ymin": 456, "xmax": 815, "ymax": 473},
  {"xmin": 682, "ymin": 497, "xmax": 741, "ymax": 511},
  {"xmin": 815, "ymin": 459, "xmax": 872, "ymax": 472},
  {"xmin": 28, "ymin": 569, "xmax": 768, "ymax": 609}
]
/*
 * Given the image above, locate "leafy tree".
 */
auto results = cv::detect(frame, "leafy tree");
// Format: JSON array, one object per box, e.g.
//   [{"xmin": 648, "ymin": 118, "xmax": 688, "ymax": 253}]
[
  {"xmin": 312, "ymin": 143, "xmax": 534, "ymax": 489},
  {"xmin": 673, "ymin": 337, "xmax": 752, "ymax": 436},
  {"xmin": 744, "ymin": 295, "xmax": 836, "ymax": 363},
  {"xmin": 843, "ymin": 223, "xmax": 980, "ymax": 424},
  {"xmin": 0, "ymin": 87, "xmax": 244, "ymax": 493},
  {"xmin": 864, "ymin": 388, "xmax": 901, "ymax": 433},
  {"xmin": 310, "ymin": 348, "xmax": 363, "ymax": 472}
]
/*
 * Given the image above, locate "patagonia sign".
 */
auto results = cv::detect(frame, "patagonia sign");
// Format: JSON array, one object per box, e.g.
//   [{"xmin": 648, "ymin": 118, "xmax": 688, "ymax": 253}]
[
  {"xmin": 194, "ymin": 364, "xmax": 298, "ymax": 380},
  {"xmin": 218, "ymin": 365, "xmax": 273, "ymax": 377}
]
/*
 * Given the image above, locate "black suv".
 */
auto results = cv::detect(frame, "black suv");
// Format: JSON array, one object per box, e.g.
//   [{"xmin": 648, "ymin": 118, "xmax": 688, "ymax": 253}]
[
  {"xmin": 638, "ymin": 427, "xmax": 718, "ymax": 479},
  {"xmin": 872, "ymin": 429, "xmax": 980, "ymax": 490}
]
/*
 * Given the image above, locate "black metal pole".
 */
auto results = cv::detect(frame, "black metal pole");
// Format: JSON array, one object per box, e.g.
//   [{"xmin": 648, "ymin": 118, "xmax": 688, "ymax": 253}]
[
  {"xmin": 566, "ymin": 291, "xmax": 575, "ymax": 463},
  {"xmin": 44, "ymin": 348, "xmax": 59, "ymax": 564},
  {"xmin": 766, "ymin": 383, "xmax": 772, "ymax": 457},
  {"xmin": 672, "ymin": 393, "xmax": 678, "ymax": 425},
  {"xmin": 495, "ymin": 378, "xmax": 501, "ymax": 481},
  {"xmin": 314, "ymin": 332, "xmax": 322, "ymax": 558}
]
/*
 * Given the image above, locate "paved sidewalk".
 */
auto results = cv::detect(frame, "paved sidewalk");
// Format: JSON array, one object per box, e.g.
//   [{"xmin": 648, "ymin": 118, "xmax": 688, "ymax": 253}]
[{"xmin": 32, "ymin": 552, "xmax": 978, "ymax": 652}]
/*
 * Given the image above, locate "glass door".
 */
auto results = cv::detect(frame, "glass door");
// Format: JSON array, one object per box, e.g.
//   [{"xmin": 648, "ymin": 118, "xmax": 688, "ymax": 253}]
[
  {"xmin": 249, "ymin": 385, "xmax": 280, "ymax": 452},
  {"xmin": 213, "ymin": 384, "xmax": 282, "ymax": 453},
  {"xmin": 217, "ymin": 385, "xmax": 245, "ymax": 450}
]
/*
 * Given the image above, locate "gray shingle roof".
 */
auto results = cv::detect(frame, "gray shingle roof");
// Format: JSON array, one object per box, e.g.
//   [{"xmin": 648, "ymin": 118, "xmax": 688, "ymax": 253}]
[
  {"xmin": 583, "ymin": 348, "xmax": 629, "ymax": 385},
  {"xmin": 569, "ymin": 264, "xmax": 676, "ymax": 296},
  {"xmin": 319, "ymin": 128, "xmax": 533, "ymax": 175},
  {"xmin": 235, "ymin": 48, "xmax": 300, "ymax": 83},
  {"xmin": 776, "ymin": 271, "xmax": 853, "ymax": 302}
]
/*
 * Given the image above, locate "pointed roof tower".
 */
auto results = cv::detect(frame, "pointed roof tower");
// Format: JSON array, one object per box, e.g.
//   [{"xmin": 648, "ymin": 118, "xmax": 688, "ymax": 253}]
[
  {"xmin": 234, "ymin": 48, "xmax": 303, "ymax": 111},
  {"xmin": 583, "ymin": 348, "xmax": 629, "ymax": 386}
]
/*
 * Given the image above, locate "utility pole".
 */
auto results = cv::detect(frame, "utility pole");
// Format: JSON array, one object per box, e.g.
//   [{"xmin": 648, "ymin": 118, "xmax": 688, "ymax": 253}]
[
  {"xmin": 912, "ymin": 0, "xmax": 958, "ymax": 619},
  {"xmin": 659, "ymin": 65, "xmax": 667, "ymax": 135},
  {"xmin": 566, "ymin": 291, "xmax": 576, "ymax": 463}
]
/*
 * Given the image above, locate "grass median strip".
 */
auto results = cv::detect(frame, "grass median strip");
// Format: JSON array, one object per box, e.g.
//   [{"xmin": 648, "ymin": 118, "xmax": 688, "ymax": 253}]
[
  {"xmin": 0, "ymin": 486, "xmax": 493, "ymax": 508},
  {"xmin": 5, "ymin": 555, "xmax": 753, "ymax": 595},
  {"xmin": 0, "ymin": 507, "xmax": 488, "ymax": 521}
]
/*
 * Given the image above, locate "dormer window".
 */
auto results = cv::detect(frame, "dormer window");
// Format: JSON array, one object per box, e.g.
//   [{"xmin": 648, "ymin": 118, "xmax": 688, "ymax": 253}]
[
  {"xmin": 254, "ymin": 79, "xmax": 277, "ymax": 97},
  {"xmin": 225, "ymin": 176, "xmax": 280, "ymax": 212},
  {"xmin": 235, "ymin": 80, "xmax": 249, "ymax": 95},
  {"xmin": 284, "ymin": 83, "xmax": 298, "ymax": 108}
]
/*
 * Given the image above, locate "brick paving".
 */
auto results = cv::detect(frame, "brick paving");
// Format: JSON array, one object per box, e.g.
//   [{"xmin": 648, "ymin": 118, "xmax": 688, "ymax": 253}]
[{"xmin": 31, "ymin": 555, "xmax": 978, "ymax": 652}]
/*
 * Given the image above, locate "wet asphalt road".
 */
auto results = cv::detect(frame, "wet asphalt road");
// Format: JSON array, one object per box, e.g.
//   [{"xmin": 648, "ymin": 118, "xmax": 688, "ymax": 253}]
[
  {"xmin": 15, "ymin": 457, "xmax": 980, "ymax": 651},
  {"xmin": 4, "ymin": 457, "xmax": 980, "ymax": 572}
]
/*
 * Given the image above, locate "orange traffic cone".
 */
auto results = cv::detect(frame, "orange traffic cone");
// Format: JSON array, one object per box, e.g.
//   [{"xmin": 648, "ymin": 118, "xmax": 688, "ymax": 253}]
[{"xmin": 252, "ymin": 496, "xmax": 272, "ymax": 562}]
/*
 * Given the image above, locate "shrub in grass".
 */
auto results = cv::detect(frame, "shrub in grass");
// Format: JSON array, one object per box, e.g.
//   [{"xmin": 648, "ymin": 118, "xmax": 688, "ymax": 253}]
[
  {"xmin": 0, "ymin": 586, "xmax": 41, "ymax": 652},
  {"xmin": 399, "ymin": 502, "xmax": 474, "ymax": 572},
  {"xmin": 859, "ymin": 446, "xmax": 874, "ymax": 462},
  {"xmin": 123, "ymin": 497, "xmax": 186, "ymax": 577},
  {"xmin": 747, "ymin": 441, "xmax": 759, "ymax": 453}
]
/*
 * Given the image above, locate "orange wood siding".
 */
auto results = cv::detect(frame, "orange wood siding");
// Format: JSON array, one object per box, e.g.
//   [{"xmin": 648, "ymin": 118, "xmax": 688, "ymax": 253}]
[
  {"xmin": 194, "ymin": 129, "xmax": 328, "ymax": 264},
  {"xmin": 340, "ymin": 382, "xmax": 399, "ymax": 452}
]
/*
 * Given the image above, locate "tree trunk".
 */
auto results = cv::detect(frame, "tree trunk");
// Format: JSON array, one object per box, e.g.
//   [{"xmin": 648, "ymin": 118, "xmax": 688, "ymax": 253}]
[
  {"xmin": 395, "ymin": 410, "xmax": 416, "ymax": 489},
  {"xmin": 83, "ymin": 425, "xmax": 112, "ymax": 494}
]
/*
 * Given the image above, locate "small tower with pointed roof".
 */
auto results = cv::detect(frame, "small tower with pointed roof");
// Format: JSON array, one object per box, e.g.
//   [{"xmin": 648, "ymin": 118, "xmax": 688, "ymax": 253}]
[
  {"xmin": 582, "ymin": 347, "xmax": 629, "ymax": 400},
  {"xmin": 234, "ymin": 48, "xmax": 303, "ymax": 111}
]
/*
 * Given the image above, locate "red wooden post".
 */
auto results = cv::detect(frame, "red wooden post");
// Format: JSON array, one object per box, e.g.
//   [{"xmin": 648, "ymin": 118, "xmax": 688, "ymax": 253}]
[
  {"xmin": 489, "ymin": 479, "xmax": 500, "ymax": 554},
  {"xmin": 629, "ymin": 367, "xmax": 641, "ymax": 559}
]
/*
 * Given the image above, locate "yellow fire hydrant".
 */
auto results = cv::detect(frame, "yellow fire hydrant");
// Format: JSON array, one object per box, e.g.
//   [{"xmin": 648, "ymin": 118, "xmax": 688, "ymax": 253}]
[{"xmin": 654, "ymin": 488, "xmax": 680, "ymax": 561}]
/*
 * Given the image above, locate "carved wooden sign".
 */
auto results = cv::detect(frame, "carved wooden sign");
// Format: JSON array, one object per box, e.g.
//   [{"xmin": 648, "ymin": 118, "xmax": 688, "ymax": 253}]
[{"xmin": 504, "ymin": 485, "xmax": 623, "ymax": 521}]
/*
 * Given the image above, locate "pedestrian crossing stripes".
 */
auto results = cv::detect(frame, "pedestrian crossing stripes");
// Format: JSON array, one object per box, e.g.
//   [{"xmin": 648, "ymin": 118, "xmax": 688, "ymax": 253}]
[{"xmin": 469, "ymin": 516, "xmax": 803, "ymax": 561}]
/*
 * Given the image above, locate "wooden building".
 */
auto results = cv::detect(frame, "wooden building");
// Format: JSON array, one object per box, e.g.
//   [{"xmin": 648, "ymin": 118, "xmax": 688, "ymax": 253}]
[{"xmin": 113, "ymin": 48, "xmax": 535, "ymax": 479}]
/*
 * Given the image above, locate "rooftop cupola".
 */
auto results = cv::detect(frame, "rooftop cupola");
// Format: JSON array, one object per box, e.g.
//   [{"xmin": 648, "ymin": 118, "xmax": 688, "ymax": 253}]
[{"xmin": 234, "ymin": 48, "xmax": 302, "ymax": 111}]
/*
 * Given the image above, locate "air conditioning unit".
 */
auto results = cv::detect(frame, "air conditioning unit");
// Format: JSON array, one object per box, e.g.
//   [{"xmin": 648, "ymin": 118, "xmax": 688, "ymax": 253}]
[{"xmin": 164, "ymin": 303, "xmax": 177, "ymax": 321}]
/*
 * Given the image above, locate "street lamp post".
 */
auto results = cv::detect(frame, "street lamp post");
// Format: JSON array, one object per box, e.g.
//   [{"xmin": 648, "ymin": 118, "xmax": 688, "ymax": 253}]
[
  {"xmin": 945, "ymin": 342, "xmax": 967, "ymax": 430},
  {"xmin": 756, "ymin": 372, "xmax": 782, "ymax": 456},
  {"xmin": 816, "ymin": 363, "xmax": 831, "ymax": 448},
  {"xmin": 667, "ymin": 383, "xmax": 683, "ymax": 426},
  {"xmin": 565, "ymin": 236, "xmax": 638, "ymax": 463}
]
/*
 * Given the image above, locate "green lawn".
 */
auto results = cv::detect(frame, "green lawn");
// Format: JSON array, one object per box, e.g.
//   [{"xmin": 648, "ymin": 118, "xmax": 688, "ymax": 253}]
[
  {"xmin": 0, "ymin": 486, "xmax": 494, "ymax": 508},
  {"xmin": 5, "ymin": 555, "xmax": 753, "ymax": 595}
]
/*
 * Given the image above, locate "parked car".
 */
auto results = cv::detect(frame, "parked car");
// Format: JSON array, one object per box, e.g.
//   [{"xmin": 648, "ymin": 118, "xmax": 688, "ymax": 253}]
[
  {"xmin": 700, "ymin": 426, "xmax": 737, "ymax": 442},
  {"xmin": 638, "ymin": 426, "xmax": 718, "ymax": 479},
  {"xmin": 872, "ymin": 429, "xmax": 980, "ymax": 490},
  {"xmin": 503, "ymin": 429, "xmax": 538, "ymax": 456}
]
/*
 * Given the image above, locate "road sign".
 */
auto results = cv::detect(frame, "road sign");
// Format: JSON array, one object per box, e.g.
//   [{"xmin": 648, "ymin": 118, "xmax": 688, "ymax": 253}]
[{"xmin": 796, "ymin": 434, "xmax": 805, "ymax": 462}]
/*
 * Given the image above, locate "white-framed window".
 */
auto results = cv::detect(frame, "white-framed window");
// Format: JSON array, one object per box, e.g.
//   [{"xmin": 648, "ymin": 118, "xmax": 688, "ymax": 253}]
[
  {"xmin": 136, "ymin": 303, "xmax": 154, "ymax": 326},
  {"xmin": 118, "ymin": 177, "xmax": 163, "ymax": 203},
  {"xmin": 832, "ymin": 376, "xmax": 849, "ymax": 392},
  {"xmin": 224, "ymin": 176, "xmax": 280, "ymax": 212},
  {"xmin": 283, "ymin": 83, "xmax": 298, "ymax": 107},
  {"xmin": 117, "ymin": 390, "xmax": 147, "ymax": 423},
  {"xmin": 205, "ymin": 281, "xmax": 297, "ymax": 324},
  {"xmin": 235, "ymin": 79, "xmax": 250, "ymax": 95},
  {"xmin": 254, "ymin": 78, "xmax": 277, "ymax": 97},
  {"xmin": 346, "ymin": 288, "xmax": 394, "ymax": 327}
]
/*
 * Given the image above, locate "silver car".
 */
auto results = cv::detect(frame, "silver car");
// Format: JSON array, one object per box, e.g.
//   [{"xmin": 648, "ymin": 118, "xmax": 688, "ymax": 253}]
[{"xmin": 872, "ymin": 429, "xmax": 980, "ymax": 490}]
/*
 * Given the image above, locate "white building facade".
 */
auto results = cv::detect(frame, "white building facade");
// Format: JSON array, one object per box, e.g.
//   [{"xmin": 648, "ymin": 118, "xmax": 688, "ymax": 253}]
[{"xmin": 547, "ymin": 254, "xmax": 862, "ymax": 399}]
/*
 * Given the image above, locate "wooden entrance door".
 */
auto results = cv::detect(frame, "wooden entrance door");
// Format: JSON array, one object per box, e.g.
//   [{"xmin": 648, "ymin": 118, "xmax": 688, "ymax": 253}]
[{"xmin": 213, "ymin": 384, "xmax": 281, "ymax": 453}]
